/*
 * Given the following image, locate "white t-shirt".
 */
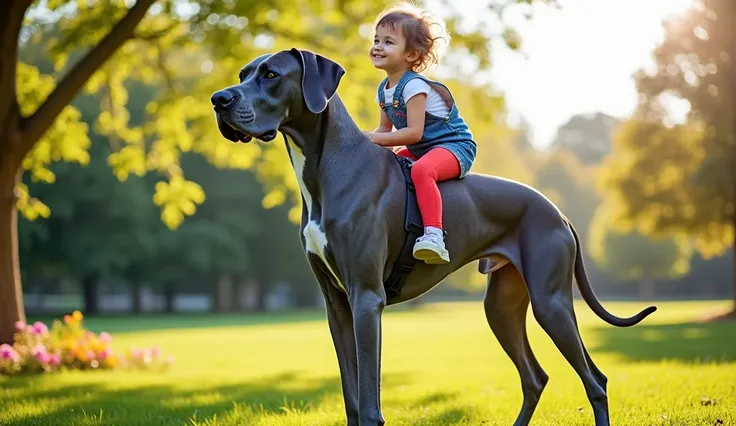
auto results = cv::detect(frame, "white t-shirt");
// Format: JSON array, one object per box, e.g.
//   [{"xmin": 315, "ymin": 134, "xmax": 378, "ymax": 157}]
[{"xmin": 376, "ymin": 78, "xmax": 451, "ymax": 118}]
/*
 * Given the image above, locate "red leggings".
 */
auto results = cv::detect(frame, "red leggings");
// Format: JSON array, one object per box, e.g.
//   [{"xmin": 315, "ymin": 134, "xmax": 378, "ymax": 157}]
[{"xmin": 395, "ymin": 146, "xmax": 460, "ymax": 229}]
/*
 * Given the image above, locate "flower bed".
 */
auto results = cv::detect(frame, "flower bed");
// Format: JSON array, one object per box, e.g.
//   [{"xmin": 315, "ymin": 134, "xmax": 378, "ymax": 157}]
[{"xmin": 0, "ymin": 311, "xmax": 173, "ymax": 376}]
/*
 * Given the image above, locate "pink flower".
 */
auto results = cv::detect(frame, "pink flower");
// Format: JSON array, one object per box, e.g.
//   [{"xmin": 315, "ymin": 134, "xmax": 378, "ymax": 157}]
[
  {"xmin": 1, "ymin": 344, "xmax": 18, "ymax": 360},
  {"xmin": 14, "ymin": 321, "xmax": 26, "ymax": 331},
  {"xmin": 49, "ymin": 354, "xmax": 61, "ymax": 365},
  {"xmin": 31, "ymin": 344, "xmax": 47, "ymax": 357},
  {"xmin": 25, "ymin": 325, "xmax": 34, "ymax": 333},
  {"xmin": 86, "ymin": 350, "xmax": 96, "ymax": 360},
  {"xmin": 99, "ymin": 332, "xmax": 112, "ymax": 343},
  {"xmin": 130, "ymin": 348, "xmax": 143, "ymax": 359},
  {"xmin": 150, "ymin": 346, "xmax": 161, "ymax": 357},
  {"xmin": 35, "ymin": 351, "xmax": 51, "ymax": 364},
  {"xmin": 32, "ymin": 321, "xmax": 48, "ymax": 336},
  {"xmin": 98, "ymin": 349, "xmax": 110, "ymax": 360}
]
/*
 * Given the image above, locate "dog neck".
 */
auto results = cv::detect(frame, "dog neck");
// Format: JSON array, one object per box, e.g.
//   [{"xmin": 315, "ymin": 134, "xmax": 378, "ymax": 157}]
[{"xmin": 280, "ymin": 95, "xmax": 392, "ymax": 218}]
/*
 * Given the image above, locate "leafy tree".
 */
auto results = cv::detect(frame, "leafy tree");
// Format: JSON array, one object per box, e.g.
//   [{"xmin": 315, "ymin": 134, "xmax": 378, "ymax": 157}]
[
  {"xmin": 597, "ymin": 0, "xmax": 736, "ymax": 311},
  {"xmin": 0, "ymin": 0, "xmax": 555, "ymax": 343},
  {"xmin": 588, "ymin": 203, "xmax": 694, "ymax": 298},
  {"xmin": 549, "ymin": 112, "xmax": 620, "ymax": 166}
]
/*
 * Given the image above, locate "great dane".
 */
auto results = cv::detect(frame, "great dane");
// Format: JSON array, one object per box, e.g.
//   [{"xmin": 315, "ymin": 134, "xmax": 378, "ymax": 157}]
[{"xmin": 211, "ymin": 48, "xmax": 657, "ymax": 426}]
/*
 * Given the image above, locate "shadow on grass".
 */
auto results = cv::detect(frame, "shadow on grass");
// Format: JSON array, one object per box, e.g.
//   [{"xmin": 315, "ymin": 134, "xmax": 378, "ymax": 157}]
[
  {"xmin": 404, "ymin": 393, "xmax": 474, "ymax": 426},
  {"xmin": 2, "ymin": 371, "xmax": 337, "ymax": 425},
  {"xmin": 1, "ymin": 371, "xmax": 433, "ymax": 426},
  {"xmin": 590, "ymin": 320, "xmax": 736, "ymax": 363},
  {"xmin": 407, "ymin": 408, "xmax": 474, "ymax": 426}
]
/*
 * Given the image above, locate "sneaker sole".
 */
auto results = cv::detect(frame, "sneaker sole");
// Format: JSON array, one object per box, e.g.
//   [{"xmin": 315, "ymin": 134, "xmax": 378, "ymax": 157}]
[{"xmin": 413, "ymin": 244, "xmax": 450, "ymax": 265}]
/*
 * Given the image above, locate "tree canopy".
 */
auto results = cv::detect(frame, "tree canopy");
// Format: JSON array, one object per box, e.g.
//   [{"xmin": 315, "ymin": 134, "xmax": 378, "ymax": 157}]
[
  {"xmin": 15, "ymin": 0, "xmax": 556, "ymax": 229},
  {"xmin": 598, "ymin": 1, "xmax": 736, "ymax": 259},
  {"xmin": 1, "ymin": 0, "xmax": 559, "ymax": 342}
]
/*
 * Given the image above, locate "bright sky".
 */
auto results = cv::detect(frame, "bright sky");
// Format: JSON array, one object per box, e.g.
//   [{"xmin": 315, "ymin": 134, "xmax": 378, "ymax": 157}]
[{"xmin": 431, "ymin": 0, "xmax": 695, "ymax": 149}]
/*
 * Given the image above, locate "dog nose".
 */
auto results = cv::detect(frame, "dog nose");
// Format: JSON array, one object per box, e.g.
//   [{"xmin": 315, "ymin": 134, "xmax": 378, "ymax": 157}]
[{"xmin": 211, "ymin": 90, "xmax": 236, "ymax": 108}]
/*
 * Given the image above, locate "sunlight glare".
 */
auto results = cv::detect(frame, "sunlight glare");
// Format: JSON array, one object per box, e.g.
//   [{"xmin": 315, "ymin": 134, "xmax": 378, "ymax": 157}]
[{"xmin": 477, "ymin": 0, "xmax": 701, "ymax": 148}]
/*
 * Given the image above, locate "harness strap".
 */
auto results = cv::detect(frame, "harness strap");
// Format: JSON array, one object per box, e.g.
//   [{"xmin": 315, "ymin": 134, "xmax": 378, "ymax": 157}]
[{"xmin": 384, "ymin": 155, "xmax": 424, "ymax": 301}]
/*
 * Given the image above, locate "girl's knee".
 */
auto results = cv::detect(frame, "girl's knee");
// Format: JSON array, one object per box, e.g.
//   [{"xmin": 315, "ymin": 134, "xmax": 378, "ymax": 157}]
[{"xmin": 410, "ymin": 161, "xmax": 437, "ymax": 182}]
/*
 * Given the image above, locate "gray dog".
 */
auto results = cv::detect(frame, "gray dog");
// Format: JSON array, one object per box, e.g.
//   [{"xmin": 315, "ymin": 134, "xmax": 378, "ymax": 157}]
[{"xmin": 211, "ymin": 48, "xmax": 656, "ymax": 426}]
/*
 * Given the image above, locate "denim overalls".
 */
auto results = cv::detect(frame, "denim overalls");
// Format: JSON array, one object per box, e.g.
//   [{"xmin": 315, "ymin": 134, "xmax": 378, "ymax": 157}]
[{"xmin": 377, "ymin": 71, "xmax": 477, "ymax": 178}]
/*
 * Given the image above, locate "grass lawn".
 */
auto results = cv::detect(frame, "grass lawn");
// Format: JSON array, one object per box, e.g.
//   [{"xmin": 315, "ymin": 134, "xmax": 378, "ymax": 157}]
[{"xmin": 1, "ymin": 300, "xmax": 735, "ymax": 425}]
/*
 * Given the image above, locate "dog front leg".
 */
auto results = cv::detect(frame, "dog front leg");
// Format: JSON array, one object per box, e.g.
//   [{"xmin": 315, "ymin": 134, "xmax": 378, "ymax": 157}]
[
  {"xmin": 351, "ymin": 288, "xmax": 386, "ymax": 426},
  {"xmin": 322, "ymin": 283, "xmax": 360, "ymax": 425}
]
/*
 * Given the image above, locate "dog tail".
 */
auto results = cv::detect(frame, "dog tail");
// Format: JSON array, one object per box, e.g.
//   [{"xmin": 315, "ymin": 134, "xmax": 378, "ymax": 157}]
[{"xmin": 567, "ymin": 220, "xmax": 657, "ymax": 327}]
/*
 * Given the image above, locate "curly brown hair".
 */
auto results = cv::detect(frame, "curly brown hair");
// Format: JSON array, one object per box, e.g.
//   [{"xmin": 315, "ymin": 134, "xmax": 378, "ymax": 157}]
[{"xmin": 374, "ymin": 2, "xmax": 451, "ymax": 73}]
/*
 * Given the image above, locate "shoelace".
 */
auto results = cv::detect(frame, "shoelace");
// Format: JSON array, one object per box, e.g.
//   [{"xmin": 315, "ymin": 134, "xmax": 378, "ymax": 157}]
[{"xmin": 417, "ymin": 233, "xmax": 444, "ymax": 245}]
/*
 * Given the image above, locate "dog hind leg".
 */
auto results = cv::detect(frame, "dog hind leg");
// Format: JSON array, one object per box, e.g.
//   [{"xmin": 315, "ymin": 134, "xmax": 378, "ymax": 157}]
[
  {"xmin": 484, "ymin": 264, "xmax": 548, "ymax": 426},
  {"xmin": 524, "ymin": 228, "xmax": 610, "ymax": 426}
]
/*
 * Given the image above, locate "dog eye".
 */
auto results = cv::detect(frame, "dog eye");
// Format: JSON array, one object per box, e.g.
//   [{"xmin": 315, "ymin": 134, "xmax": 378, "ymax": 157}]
[{"xmin": 265, "ymin": 71, "xmax": 279, "ymax": 79}]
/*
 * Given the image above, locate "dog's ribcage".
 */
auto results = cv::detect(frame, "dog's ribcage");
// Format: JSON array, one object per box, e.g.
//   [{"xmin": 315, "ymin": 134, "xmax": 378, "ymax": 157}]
[{"xmin": 285, "ymin": 136, "xmax": 347, "ymax": 293}]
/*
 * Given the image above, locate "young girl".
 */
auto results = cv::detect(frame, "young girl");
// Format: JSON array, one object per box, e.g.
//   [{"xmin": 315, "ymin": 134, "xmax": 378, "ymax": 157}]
[{"xmin": 363, "ymin": 3, "xmax": 477, "ymax": 265}]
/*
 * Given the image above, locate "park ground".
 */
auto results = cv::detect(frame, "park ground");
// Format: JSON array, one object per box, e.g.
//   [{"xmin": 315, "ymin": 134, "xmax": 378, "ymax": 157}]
[{"xmin": 1, "ymin": 300, "xmax": 735, "ymax": 425}]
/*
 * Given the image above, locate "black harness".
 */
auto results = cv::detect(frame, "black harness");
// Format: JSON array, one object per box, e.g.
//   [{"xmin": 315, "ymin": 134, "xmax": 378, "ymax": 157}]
[{"xmin": 383, "ymin": 155, "xmax": 425, "ymax": 301}]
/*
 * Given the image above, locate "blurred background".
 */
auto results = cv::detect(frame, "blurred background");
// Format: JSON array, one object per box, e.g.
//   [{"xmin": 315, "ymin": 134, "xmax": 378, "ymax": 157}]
[{"xmin": 2, "ymin": 0, "xmax": 734, "ymax": 333}]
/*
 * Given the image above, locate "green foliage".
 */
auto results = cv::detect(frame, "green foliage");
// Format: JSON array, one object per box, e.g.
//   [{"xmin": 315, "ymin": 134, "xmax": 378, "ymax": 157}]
[
  {"xmin": 549, "ymin": 112, "xmax": 620, "ymax": 166},
  {"xmin": 588, "ymin": 203, "xmax": 693, "ymax": 282},
  {"xmin": 598, "ymin": 0, "xmax": 736, "ymax": 259},
  {"xmin": 15, "ymin": 62, "xmax": 91, "ymax": 220},
  {"xmin": 15, "ymin": 0, "xmax": 555, "ymax": 232}
]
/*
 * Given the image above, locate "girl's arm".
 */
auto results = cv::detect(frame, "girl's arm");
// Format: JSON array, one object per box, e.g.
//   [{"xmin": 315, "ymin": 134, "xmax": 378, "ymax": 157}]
[
  {"xmin": 372, "ymin": 109, "xmax": 393, "ymax": 133},
  {"xmin": 365, "ymin": 94, "xmax": 427, "ymax": 147}
]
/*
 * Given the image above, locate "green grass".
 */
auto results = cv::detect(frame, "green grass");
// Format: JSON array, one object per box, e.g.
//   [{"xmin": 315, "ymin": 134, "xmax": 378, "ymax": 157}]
[{"xmin": 1, "ymin": 300, "xmax": 735, "ymax": 425}]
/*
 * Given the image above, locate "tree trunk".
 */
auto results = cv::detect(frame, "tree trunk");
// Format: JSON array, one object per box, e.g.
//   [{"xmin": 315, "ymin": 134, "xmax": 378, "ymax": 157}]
[
  {"xmin": 164, "ymin": 280, "xmax": 175, "ymax": 313},
  {"xmin": 732, "ymin": 197, "xmax": 736, "ymax": 312},
  {"xmin": 0, "ymin": 1, "xmax": 28, "ymax": 346},
  {"xmin": 0, "ymin": 165, "xmax": 24, "ymax": 345},
  {"xmin": 82, "ymin": 272, "xmax": 99, "ymax": 314},
  {"xmin": 255, "ymin": 280, "xmax": 268, "ymax": 312},
  {"xmin": 212, "ymin": 274, "xmax": 234, "ymax": 313},
  {"xmin": 131, "ymin": 281, "xmax": 143, "ymax": 314},
  {"xmin": 731, "ymin": 12, "xmax": 736, "ymax": 315},
  {"xmin": 0, "ymin": 0, "xmax": 160, "ymax": 342},
  {"xmin": 639, "ymin": 276, "xmax": 655, "ymax": 300}
]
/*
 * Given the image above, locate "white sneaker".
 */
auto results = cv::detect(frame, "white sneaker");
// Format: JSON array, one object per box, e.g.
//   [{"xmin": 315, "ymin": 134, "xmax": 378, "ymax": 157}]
[{"xmin": 413, "ymin": 227, "xmax": 450, "ymax": 264}]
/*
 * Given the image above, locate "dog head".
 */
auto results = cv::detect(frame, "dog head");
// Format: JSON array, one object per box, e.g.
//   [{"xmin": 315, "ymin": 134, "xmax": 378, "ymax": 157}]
[{"xmin": 211, "ymin": 48, "xmax": 346, "ymax": 143}]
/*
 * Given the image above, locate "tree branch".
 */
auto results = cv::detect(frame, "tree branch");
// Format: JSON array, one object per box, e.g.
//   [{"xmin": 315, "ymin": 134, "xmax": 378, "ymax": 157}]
[
  {"xmin": 20, "ymin": 0, "xmax": 157, "ymax": 157},
  {"xmin": 146, "ymin": 40, "xmax": 180, "ymax": 94},
  {"xmin": 0, "ymin": 0, "xmax": 32, "ymax": 150},
  {"xmin": 134, "ymin": 23, "xmax": 178, "ymax": 41}
]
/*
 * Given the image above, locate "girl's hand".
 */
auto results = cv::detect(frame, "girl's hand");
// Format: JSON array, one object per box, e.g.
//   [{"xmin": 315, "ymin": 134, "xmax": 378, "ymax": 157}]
[
  {"xmin": 362, "ymin": 130, "xmax": 375, "ymax": 142},
  {"xmin": 363, "ymin": 131, "xmax": 382, "ymax": 145},
  {"xmin": 365, "ymin": 94, "xmax": 426, "ymax": 147}
]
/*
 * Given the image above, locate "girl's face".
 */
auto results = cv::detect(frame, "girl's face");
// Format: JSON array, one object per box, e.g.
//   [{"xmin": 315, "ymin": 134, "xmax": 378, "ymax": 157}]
[{"xmin": 370, "ymin": 24, "xmax": 417, "ymax": 73}]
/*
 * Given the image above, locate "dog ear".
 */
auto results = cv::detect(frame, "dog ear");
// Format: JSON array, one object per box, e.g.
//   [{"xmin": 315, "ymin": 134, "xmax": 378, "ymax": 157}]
[{"xmin": 291, "ymin": 48, "xmax": 346, "ymax": 114}]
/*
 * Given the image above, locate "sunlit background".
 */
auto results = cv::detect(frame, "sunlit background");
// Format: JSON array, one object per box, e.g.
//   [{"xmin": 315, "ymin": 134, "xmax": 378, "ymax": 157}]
[
  {"xmin": 1, "ymin": 0, "xmax": 734, "ymax": 424},
  {"xmin": 426, "ymin": 0, "xmax": 696, "ymax": 148}
]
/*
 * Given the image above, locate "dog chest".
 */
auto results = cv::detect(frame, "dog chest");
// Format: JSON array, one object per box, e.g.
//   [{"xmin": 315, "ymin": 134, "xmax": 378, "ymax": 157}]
[{"xmin": 286, "ymin": 136, "xmax": 346, "ymax": 293}]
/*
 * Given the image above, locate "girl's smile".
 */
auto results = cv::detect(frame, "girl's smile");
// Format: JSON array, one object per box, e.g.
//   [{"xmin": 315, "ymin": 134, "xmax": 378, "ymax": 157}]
[{"xmin": 370, "ymin": 25, "xmax": 412, "ymax": 74}]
